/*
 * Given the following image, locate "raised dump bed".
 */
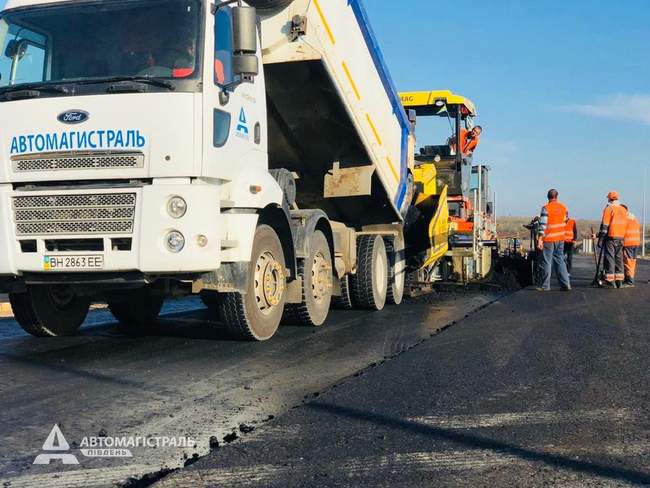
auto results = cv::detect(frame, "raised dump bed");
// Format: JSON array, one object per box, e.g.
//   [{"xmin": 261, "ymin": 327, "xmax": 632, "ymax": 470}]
[{"xmin": 256, "ymin": 0, "xmax": 412, "ymax": 226}]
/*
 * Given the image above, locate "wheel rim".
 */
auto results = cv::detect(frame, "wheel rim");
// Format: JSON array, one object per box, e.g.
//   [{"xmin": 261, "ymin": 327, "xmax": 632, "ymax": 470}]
[
  {"xmin": 375, "ymin": 249, "xmax": 387, "ymax": 292},
  {"xmin": 394, "ymin": 258, "xmax": 405, "ymax": 292},
  {"xmin": 254, "ymin": 250, "xmax": 285, "ymax": 315},
  {"xmin": 311, "ymin": 251, "xmax": 332, "ymax": 304}
]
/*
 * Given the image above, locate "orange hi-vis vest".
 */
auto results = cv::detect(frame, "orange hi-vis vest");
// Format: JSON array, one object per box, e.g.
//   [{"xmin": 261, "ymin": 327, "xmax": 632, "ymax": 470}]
[
  {"xmin": 624, "ymin": 213, "xmax": 641, "ymax": 247},
  {"xmin": 543, "ymin": 200, "xmax": 568, "ymax": 243},
  {"xmin": 564, "ymin": 218, "xmax": 577, "ymax": 243},
  {"xmin": 601, "ymin": 203, "xmax": 628, "ymax": 239}
]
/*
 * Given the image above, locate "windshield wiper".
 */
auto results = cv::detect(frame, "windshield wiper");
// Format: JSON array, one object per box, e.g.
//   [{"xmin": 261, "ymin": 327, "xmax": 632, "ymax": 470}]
[
  {"xmin": 0, "ymin": 82, "xmax": 71, "ymax": 98},
  {"xmin": 78, "ymin": 76, "xmax": 176, "ymax": 91}
]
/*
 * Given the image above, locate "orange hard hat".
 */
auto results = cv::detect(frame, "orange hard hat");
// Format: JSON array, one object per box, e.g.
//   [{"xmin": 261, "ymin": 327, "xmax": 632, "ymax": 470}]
[{"xmin": 607, "ymin": 191, "xmax": 619, "ymax": 200}]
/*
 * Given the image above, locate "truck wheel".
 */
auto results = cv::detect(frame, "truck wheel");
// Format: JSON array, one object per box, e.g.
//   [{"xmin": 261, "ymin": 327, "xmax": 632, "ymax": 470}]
[
  {"xmin": 10, "ymin": 285, "xmax": 90, "ymax": 337},
  {"xmin": 385, "ymin": 236, "xmax": 405, "ymax": 305},
  {"xmin": 246, "ymin": 0, "xmax": 294, "ymax": 11},
  {"xmin": 200, "ymin": 291, "xmax": 220, "ymax": 311},
  {"xmin": 107, "ymin": 287, "xmax": 164, "ymax": 327},
  {"xmin": 284, "ymin": 230, "xmax": 333, "ymax": 326},
  {"xmin": 350, "ymin": 235, "xmax": 388, "ymax": 311},
  {"xmin": 219, "ymin": 225, "xmax": 287, "ymax": 341},
  {"xmin": 332, "ymin": 275, "xmax": 354, "ymax": 310}
]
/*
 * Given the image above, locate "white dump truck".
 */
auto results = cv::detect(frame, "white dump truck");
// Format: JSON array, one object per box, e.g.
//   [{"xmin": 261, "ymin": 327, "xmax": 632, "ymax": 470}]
[{"xmin": 0, "ymin": 0, "xmax": 414, "ymax": 340}]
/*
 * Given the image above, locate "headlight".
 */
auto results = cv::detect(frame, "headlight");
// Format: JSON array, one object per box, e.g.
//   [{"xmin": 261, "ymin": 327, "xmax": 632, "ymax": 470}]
[
  {"xmin": 167, "ymin": 196, "xmax": 187, "ymax": 219},
  {"xmin": 165, "ymin": 230, "xmax": 185, "ymax": 253}
]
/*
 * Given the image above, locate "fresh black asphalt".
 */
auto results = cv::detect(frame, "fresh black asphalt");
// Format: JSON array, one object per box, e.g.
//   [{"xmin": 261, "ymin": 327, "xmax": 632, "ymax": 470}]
[
  {"xmin": 0, "ymin": 277, "xmax": 496, "ymax": 487},
  {"xmin": 158, "ymin": 257, "xmax": 650, "ymax": 488}
]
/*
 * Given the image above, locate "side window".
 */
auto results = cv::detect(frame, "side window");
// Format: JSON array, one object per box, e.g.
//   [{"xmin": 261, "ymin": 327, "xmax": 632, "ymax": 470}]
[
  {"xmin": 12, "ymin": 42, "xmax": 45, "ymax": 84},
  {"xmin": 214, "ymin": 8, "xmax": 233, "ymax": 86},
  {"xmin": 0, "ymin": 21, "xmax": 47, "ymax": 86}
]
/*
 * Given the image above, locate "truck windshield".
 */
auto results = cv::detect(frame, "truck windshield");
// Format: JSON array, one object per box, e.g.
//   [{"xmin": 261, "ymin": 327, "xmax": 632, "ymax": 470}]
[{"xmin": 0, "ymin": 0, "xmax": 201, "ymax": 91}]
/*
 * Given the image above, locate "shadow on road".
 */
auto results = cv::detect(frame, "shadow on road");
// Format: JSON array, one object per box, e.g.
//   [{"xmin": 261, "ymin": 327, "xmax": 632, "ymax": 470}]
[
  {"xmin": 0, "ymin": 351, "xmax": 147, "ymax": 388},
  {"xmin": 306, "ymin": 401, "xmax": 650, "ymax": 485}
]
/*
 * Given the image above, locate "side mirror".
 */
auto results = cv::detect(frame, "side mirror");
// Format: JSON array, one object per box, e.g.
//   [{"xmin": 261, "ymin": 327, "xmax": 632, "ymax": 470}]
[
  {"xmin": 5, "ymin": 39, "xmax": 28, "ymax": 60},
  {"xmin": 232, "ymin": 6, "xmax": 259, "ymax": 79}
]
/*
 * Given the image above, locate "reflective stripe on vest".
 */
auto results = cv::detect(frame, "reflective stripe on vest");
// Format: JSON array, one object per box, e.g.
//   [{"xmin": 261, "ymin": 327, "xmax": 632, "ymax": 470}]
[
  {"xmin": 543, "ymin": 201, "xmax": 568, "ymax": 243},
  {"xmin": 624, "ymin": 214, "xmax": 642, "ymax": 247}
]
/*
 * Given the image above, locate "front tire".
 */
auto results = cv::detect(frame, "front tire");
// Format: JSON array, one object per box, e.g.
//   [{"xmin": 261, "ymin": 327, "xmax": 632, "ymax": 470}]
[
  {"xmin": 219, "ymin": 225, "xmax": 287, "ymax": 341},
  {"xmin": 10, "ymin": 285, "xmax": 90, "ymax": 337},
  {"xmin": 350, "ymin": 235, "xmax": 388, "ymax": 311},
  {"xmin": 283, "ymin": 230, "xmax": 333, "ymax": 326}
]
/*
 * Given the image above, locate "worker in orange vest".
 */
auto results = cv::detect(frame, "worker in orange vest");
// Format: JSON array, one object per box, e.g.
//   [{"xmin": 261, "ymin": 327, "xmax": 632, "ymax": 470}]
[
  {"xmin": 563, "ymin": 215, "xmax": 578, "ymax": 273},
  {"xmin": 536, "ymin": 189, "xmax": 571, "ymax": 291},
  {"xmin": 621, "ymin": 205, "xmax": 641, "ymax": 287},
  {"xmin": 450, "ymin": 126, "xmax": 483, "ymax": 156},
  {"xmin": 597, "ymin": 191, "xmax": 628, "ymax": 288}
]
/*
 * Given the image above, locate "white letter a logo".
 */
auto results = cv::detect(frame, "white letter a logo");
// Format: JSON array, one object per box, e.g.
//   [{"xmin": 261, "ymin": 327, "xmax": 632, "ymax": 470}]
[{"xmin": 33, "ymin": 424, "xmax": 79, "ymax": 465}]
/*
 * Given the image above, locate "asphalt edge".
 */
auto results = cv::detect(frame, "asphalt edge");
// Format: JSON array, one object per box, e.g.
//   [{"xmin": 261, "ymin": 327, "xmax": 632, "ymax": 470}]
[{"xmin": 119, "ymin": 289, "xmax": 512, "ymax": 488}]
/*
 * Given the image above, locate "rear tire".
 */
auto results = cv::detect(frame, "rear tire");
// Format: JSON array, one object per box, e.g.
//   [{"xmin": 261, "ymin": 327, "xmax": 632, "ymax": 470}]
[
  {"xmin": 107, "ymin": 287, "xmax": 164, "ymax": 327},
  {"xmin": 219, "ymin": 225, "xmax": 287, "ymax": 341},
  {"xmin": 283, "ymin": 230, "xmax": 333, "ymax": 326},
  {"xmin": 350, "ymin": 235, "xmax": 388, "ymax": 311},
  {"xmin": 246, "ymin": 0, "xmax": 294, "ymax": 11},
  {"xmin": 332, "ymin": 275, "xmax": 354, "ymax": 310},
  {"xmin": 10, "ymin": 285, "xmax": 90, "ymax": 337},
  {"xmin": 385, "ymin": 236, "xmax": 405, "ymax": 305}
]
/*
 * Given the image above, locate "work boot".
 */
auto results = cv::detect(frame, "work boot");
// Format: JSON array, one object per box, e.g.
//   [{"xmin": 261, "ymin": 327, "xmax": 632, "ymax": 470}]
[
  {"xmin": 616, "ymin": 281, "xmax": 623, "ymax": 289},
  {"xmin": 535, "ymin": 287, "xmax": 549, "ymax": 292},
  {"xmin": 561, "ymin": 286, "xmax": 572, "ymax": 291},
  {"xmin": 601, "ymin": 280, "xmax": 617, "ymax": 289},
  {"xmin": 621, "ymin": 281, "xmax": 635, "ymax": 288}
]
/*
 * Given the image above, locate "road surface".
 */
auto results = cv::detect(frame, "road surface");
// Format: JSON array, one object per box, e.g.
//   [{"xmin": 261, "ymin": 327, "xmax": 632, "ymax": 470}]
[
  {"xmin": 0, "ymin": 283, "xmax": 497, "ymax": 487},
  {"xmin": 158, "ymin": 257, "xmax": 650, "ymax": 487}
]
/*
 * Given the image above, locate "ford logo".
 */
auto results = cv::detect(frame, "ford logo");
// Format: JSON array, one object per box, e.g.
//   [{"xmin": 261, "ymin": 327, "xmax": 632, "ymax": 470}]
[{"xmin": 57, "ymin": 110, "xmax": 89, "ymax": 124}]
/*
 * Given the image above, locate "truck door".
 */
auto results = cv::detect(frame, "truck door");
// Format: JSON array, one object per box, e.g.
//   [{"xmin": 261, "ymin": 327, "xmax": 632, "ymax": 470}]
[{"xmin": 202, "ymin": 5, "xmax": 267, "ymax": 182}]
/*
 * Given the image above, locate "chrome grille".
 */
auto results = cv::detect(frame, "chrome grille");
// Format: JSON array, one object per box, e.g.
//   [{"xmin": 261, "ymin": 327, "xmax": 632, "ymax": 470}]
[
  {"xmin": 15, "ymin": 207, "xmax": 135, "ymax": 222},
  {"xmin": 12, "ymin": 151, "xmax": 144, "ymax": 172},
  {"xmin": 13, "ymin": 193, "xmax": 136, "ymax": 209},
  {"xmin": 13, "ymin": 192, "xmax": 137, "ymax": 236}
]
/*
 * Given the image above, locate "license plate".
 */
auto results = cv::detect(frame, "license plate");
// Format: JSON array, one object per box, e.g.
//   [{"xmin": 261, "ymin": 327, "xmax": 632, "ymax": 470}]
[{"xmin": 43, "ymin": 255, "xmax": 104, "ymax": 271}]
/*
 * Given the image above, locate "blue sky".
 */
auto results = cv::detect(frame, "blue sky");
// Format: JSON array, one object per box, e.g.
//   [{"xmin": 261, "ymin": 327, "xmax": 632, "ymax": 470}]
[
  {"xmin": 365, "ymin": 0, "xmax": 650, "ymax": 219},
  {"xmin": 1, "ymin": 0, "xmax": 647, "ymax": 219}
]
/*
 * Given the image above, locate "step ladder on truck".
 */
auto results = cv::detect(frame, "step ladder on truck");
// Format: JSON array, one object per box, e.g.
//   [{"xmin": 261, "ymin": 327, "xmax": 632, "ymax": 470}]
[
  {"xmin": 0, "ymin": 0, "xmax": 418, "ymax": 340},
  {"xmin": 400, "ymin": 90, "xmax": 497, "ymax": 285}
]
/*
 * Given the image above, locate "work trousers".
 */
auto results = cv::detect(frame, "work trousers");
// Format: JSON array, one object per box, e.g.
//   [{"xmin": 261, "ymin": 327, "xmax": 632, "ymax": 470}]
[
  {"xmin": 624, "ymin": 246, "xmax": 638, "ymax": 284},
  {"xmin": 604, "ymin": 238, "xmax": 625, "ymax": 283},
  {"xmin": 564, "ymin": 242, "xmax": 575, "ymax": 273},
  {"xmin": 541, "ymin": 241, "xmax": 571, "ymax": 290}
]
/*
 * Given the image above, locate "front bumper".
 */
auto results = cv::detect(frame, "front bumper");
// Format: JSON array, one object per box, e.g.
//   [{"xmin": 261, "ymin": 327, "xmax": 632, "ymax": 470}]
[{"xmin": 0, "ymin": 182, "xmax": 222, "ymax": 276}]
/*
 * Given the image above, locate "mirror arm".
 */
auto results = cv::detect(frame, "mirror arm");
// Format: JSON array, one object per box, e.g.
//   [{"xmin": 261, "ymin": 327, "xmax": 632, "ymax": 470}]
[{"xmin": 217, "ymin": 76, "xmax": 245, "ymax": 105}]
